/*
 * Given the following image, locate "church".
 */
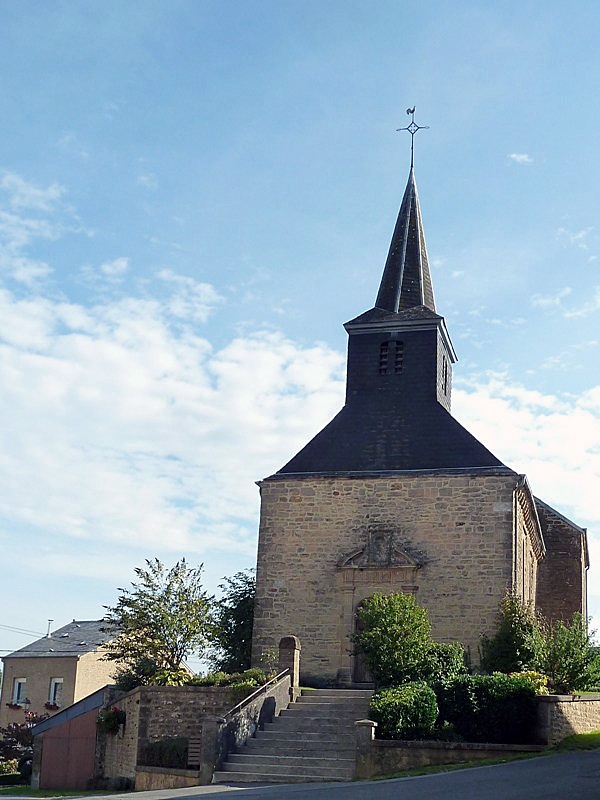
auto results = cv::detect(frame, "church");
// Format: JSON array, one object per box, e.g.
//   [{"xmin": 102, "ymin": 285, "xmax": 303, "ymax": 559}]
[{"xmin": 251, "ymin": 161, "xmax": 588, "ymax": 686}]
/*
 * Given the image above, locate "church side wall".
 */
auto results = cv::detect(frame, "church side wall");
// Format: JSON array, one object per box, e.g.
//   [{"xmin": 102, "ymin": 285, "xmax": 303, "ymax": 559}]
[
  {"xmin": 536, "ymin": 506, "xmax": 587, "ymax": 624},
  {"xmin": 514, "ymin": 495, "xmax": 539, "ymax": 607},
  {"xmin": 252, "ymin": 473, "xmax": 517, "ymax": 685}
]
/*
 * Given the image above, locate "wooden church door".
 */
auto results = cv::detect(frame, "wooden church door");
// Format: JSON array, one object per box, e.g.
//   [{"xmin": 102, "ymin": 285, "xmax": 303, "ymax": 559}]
[{"xmin": 353, "ymin": 604, "xmax": 373, "ymax": 684}]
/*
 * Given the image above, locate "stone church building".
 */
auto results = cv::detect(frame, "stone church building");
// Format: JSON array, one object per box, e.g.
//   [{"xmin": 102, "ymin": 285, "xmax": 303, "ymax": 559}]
[{"xmin": 251, "ymin": 167, "xmax": 588, "ymax": 686}]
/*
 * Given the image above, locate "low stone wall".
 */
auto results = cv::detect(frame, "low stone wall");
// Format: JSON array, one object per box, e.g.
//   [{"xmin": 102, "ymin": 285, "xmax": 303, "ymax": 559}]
[
  {"xmin": 536, "ymin": 695, "xmax": 600, "ymax": 746},
  {"xmin": 134, "ymin": 766, "xmax": 201, "ymax": 791},
  {"xmin": 354, "ymin": 721, "xmax": 544, "ymax": 779},
  {"xmin": 216, "ymin": 673, "xmax": 292, "ymax": 769},
  {"xmin": 102, "ymin": 685, "xmax": 241, "ymax": 788}
]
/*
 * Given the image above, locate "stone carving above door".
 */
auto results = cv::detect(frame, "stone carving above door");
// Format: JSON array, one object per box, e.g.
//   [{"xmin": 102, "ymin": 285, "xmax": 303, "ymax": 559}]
[{"xmin": 338, "ymin": 529, "xmax": 423, "ymax": 570}]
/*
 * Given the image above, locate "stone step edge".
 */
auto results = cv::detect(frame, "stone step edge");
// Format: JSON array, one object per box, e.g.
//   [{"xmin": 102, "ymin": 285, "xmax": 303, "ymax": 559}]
[
  {"xmin": 213, "ymin": 772, "xmax": 348, "ymax": 784},
  {"xmin": 229, "ymin": 755, "xmax": 354, "ymax": 763}
]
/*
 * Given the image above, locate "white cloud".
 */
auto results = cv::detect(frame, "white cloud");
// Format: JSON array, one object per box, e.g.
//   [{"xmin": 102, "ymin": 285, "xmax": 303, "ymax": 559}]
[
  {"xmin": 508, "ymin": 153, "xmax": 533, "ymax": 165},
  {"xmin": 0, "ymin": 172, "xmax": 65, "ymax": 211},
  {"xmin": 157, "ymin": 269, "xmax": 223, "ymax": 322},
  {"xmin": 531, "ymin": 286, "xmax": 572, "ymax": 308},
  {"xmin": 0, "ymin": 281, "xmax": 346, "ymax": 569},
  {"xmin": 564, "ymin": 287, "xmax": 600, "ymax": 319},
  {"xmin": 453, "ymin": 375, "xmax": 600, "ymax": 530},
  {"xmin": 137, "ymin": 173, "xmax": 158, "ymax": 190},
  {"xmin": 57, "ymin": 132, "xmax": 90, "ymax": 160},
  {"xmin": 100, "ymin": 257, "xmax": 130, "ymax": 277},
  {"xmin": 557, "ymin": 226, "xmax": 595, "ymax": 251}
]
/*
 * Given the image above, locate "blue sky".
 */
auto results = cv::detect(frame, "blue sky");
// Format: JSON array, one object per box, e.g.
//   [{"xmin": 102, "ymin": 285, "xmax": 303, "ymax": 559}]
[{"xmin": 1, "ymin": 1, "xmax": 599, "ymax": 666}]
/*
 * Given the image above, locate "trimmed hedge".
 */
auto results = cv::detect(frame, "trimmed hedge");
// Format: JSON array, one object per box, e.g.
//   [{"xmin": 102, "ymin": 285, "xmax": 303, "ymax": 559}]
[
  {"xmin": 369, "ymin": 681, "xmax": 438, "ymax": 740},
  {"xmin": 0, "ymin": 773, "xmax": 26, "ymax": 786},
  {"xmin": 436, "ymin": 673, "xmax": 537, "ymax": 744},
  {"xmin": 422, "ymin": 642, "xmax": 467, "ymax": 685}
]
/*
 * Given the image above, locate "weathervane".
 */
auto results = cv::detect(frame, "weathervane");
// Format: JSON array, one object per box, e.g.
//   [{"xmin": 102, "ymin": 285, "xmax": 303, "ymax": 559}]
[{"xmin": 397, "ymin": 107, "xmax": 429, "ymax": 168}]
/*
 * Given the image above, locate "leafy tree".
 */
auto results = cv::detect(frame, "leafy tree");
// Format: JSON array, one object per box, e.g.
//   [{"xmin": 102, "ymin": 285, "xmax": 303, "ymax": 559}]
[
  {"xmin": 352, "ymin": 593, "xmax": 433, "ymax": 687},
  {"xmin": 0, "ymin": 712, "xmax": 47, "ymax": 777},
  {"xmin": 209, "ymin": 570, "xmax": 255, "ymax": 673},
  {"xmin": 103, "ymin": 558, "xmax": 213, "ymax": 676},
  {"xmin": 112, "ymin": 657, "xmax": 159, "ymax": 691},
  {"xmin": 480, "ymin": 592, "xmax": 546, "ymax": 673},
  {"xmin": 543, "ymin": 613, "xmax": 600, "ymax": 693}
]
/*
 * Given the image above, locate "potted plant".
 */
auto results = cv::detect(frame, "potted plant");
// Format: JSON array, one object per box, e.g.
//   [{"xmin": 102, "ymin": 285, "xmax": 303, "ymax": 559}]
[{"xmin": 96, "ymin": 706, "xmax": 126, "ymax": 734}]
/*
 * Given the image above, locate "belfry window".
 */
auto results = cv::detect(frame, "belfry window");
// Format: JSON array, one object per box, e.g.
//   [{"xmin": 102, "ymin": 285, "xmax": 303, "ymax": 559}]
[
  {"xmin": 394, "ymin": 341, "xmax": 404, "ymax": 374},
  {"xmin": 379, "ymin": 341, "xmax": 404, "ymax": 375},
  {"xmin": 442, "ymin": 357, "xmax": 448, "ymax": 394},
  {"xmin": 378, "ymin": 342, "xmax": 389, "ymax": 374}
]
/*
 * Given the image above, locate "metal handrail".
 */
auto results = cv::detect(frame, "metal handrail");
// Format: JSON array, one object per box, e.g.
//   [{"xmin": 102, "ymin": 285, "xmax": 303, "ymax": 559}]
[{"xmin": 222, "ymin": 668, "xmax": 290, "ymax": 720}]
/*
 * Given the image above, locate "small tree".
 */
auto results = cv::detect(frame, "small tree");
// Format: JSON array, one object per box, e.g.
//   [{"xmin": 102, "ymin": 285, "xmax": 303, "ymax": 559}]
[
  {"xmin": 352, "ymin": 593, "xmax": 433, "ymax": 687},
  {"xmin": 480, "ymin": 592, "xmax": 545, "ymax": 673},
  {"xmin": 0, "ymin": 712, "xmax": 47, "ymax": 778},
  {"xmin": 209, "ymin": 570, "xmax": 255, "ymax": 673},
  {"xmin": 103, "ymin": 558, "xmax": 213, "ymax": 676},
  {"xmin": 543, "ymin": 614, "xmax": 600, "ymax": 693}
]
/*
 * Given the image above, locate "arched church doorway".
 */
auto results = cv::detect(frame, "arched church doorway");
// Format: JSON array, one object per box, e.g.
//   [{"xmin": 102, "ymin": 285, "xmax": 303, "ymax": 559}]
[{"xmin": 352, "ymin": 602, "xmax": 373, "ymax": 684}]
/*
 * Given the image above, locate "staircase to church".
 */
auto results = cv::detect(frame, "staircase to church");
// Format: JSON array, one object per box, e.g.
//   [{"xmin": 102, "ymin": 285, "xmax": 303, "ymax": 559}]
[{"xmin": 213, "ymin": 688, "xmax": 372, "ymax": 784}]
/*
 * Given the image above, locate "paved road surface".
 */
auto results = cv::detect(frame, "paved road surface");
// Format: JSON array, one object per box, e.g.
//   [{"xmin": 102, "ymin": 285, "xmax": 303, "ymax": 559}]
[{"xmin": 81, "ymin": 750, "xmax": 600, "ymax": 800}]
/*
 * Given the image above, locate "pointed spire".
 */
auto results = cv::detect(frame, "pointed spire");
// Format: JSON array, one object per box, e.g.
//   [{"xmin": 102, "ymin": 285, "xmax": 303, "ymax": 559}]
[{"xmin": 375, "ymin": 168, "xmax": 436, "ymax": 313}]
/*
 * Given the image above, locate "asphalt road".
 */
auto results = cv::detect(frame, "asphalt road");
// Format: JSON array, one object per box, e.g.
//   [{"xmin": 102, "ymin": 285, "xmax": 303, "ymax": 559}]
[{"xmin": 92, "ymin": 750, "xmax": 600, "ymax": 800}]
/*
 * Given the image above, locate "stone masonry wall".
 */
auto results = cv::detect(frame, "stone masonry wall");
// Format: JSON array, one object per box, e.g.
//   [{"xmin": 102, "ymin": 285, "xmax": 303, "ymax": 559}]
[
  {"xmin": 103, "ymin": 686, "xmax": 240, "ymax": 784},
  {"xmin": 252, "ymin": 472, "xmax": 519, "ymax": 684},
  {"xmin": 536, "ymin": 695, "xmax": 600, "ymax": 745},
  {"xmin": 536, "ymin": 505, "xmax": 587, "ymax": 624}
]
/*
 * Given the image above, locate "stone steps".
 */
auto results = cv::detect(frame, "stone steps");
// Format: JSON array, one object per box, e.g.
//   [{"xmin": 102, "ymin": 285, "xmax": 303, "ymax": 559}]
[{"xmin": 213, "ymin": 687, "xmax": 372, "ymax": 784}]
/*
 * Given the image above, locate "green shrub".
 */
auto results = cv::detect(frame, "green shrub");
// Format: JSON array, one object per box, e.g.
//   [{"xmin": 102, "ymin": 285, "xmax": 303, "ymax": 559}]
[
  {"xmin": 241, "ymin": 667, "xmax": 272, "ymax": 684},
  {"xmin": 352, "ymin": 593, "xmax": 433, "ymax": 687},
  {"xmin": 436, "ymin": 673, "xmax": 537, "ymax": 744},
  {"xmin": 140, "ymin": 737, "xmax": 188, "ymax": 768},
  {"xmin": 480, "ymin": 592, "xmax": 545, "ymax": 674},
  {"xmin": 189, "ymin": 670, "xmax": 232, "ymax": 686},
  {"xmin": 421, "ymin": 642, "xmax": 467, "ymax": 685},
  {"xmin": 148, "ymin": 668, "xmax": 190, "ymax": 686},
  {"xmin": 0, "ymin": 760, "xmax": 18, "ymax": 775},
  {"xmin": 0, "ymin": 774, "xmax": 25, "ymax": 786},
  {"xmin": 189, "ymin": 668, "xmax": 270, "ymax": 688},
  {"xmin": 543, "ymin": 614, "xmax": 600, "ymax": 694},
  {"xmin": 509, "ymin": 671, "xmax": 549, "ymax": 695},
  {"xmin": 369, "ymin": 682, "xmax": 438, "ymax": 740},
  {"xmin": 96, "ymin": 707, "xmax": 126, "ymax": 735}
]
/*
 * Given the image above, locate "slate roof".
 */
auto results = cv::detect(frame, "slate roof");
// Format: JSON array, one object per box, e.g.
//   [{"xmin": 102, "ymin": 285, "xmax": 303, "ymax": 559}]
[
  {"xmin": 5, "ymin": 619, "xmax": 110, "ymax": 659},
  {"xmin": 277, "ymin": 400, "xmax": 507, "ymax": 474},
  {"xmin": 276, "ymin": 167, "xmax": 506, "ymax": 475},
  {"xmin": 374, "ymin": 167, "xmax": 436, "ymax": 313}
]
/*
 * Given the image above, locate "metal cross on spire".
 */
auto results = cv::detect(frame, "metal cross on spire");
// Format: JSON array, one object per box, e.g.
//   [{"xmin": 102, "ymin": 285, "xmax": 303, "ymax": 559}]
[{"xmin": 396, "ymin": 107, "xmax": 429, "ymax": 168}]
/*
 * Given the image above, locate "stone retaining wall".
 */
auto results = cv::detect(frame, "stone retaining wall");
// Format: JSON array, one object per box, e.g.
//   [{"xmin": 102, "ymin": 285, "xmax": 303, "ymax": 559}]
[
  {"xmin": 536, "ymin": 695, "xmax": 600, "ymax": 745},
  {"xmin": 102, "ymin": 685, "xmax": 240, "ymax": 787},
  {"xmin": 355, "ymin": 733, "xmax": 543, "ymax": 780},
  {"xmin": 134, "ymin": 766, "xmax": 201, "ymax": 791}
]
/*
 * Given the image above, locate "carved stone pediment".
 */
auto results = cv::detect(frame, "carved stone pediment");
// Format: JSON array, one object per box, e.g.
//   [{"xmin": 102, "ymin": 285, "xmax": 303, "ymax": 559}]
[{"xmin": 338, "ymin": 530, "xmax": 422, "ymax": 570}]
